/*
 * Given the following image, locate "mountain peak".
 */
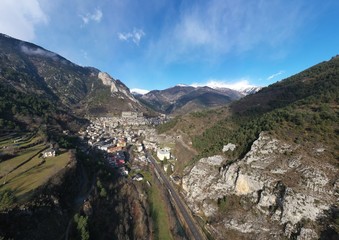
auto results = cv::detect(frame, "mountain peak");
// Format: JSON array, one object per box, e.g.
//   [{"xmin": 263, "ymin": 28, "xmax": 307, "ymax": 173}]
[
  {"xmin": 175, "ymin": 84, "xmax": 190, "ymax": 87},
  {"xmin": 0, "ymin": 33, "xmax": 148, "ymax": 117},
  {"xmin": 190, "ymin": 82, "xmax": 261, "ymax": 95}
]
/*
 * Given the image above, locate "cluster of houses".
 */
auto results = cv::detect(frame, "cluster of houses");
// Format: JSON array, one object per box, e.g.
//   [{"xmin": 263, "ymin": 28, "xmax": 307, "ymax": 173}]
[
  {"xmin": 84, "ymin": 112, "xmax": 168, "ymax": 128},
  {"xmin": 78, "ymin": 112, "xmax": 175, "ymax": 179},
  {"xmin": 80, "ymin": 120, "xmax": 137, "ymax": 149},
  {"xmin": 79, "ymin": 119, "xmax": 141, "ymax": 176},
  {"xmin": 106, "ymin": 150, "xmax": 129, "ymax": 176}
]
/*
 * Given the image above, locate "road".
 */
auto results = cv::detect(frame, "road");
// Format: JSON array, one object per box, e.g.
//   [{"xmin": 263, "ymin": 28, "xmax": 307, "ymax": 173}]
[{"xmin": 147, "ymin": 152, "xmax": 205, "ymax": 240}]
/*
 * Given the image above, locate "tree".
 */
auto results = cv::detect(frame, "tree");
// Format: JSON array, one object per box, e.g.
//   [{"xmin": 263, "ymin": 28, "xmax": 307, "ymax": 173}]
[
  {"xmin": 100, "ymin": 188, "xmax": 107, "ymax": 198},
  {"xmin": 74, "ymin": 214, "xmax": 90, "ymax": 240},
  {"xmin": 0, "ymin": 190, "xmax": 16, "ymax": 210}
]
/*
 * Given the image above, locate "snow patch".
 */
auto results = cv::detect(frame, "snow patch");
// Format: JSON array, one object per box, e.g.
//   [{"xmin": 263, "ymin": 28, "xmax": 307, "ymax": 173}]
[
  {"xmin": 190, "ymin": 80, "xmax": 261, "ymax": 95},
  {"xmin": 131, "ymin": 88, "xmax": 150, "ymax": 95}
]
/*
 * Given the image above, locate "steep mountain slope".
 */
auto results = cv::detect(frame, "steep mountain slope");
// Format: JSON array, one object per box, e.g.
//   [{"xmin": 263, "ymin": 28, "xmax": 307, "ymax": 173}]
[
  {"xmin": 191, "ymin": 56, "xmax": 339, "ymax": 159},
  {"xmin": 0, "ymin": 33, "xmax": 146, "ymax": 130},
  {"xmin": 157, "ymin": 56, "xmax": 339, "ymax": 239},
  {"xmin": 232, "ymin": 56, "xmax": 339, "ymax": 116},
  {"xmin": 137, "ymin": 85, "xmax": 243, "ymax": 114}
]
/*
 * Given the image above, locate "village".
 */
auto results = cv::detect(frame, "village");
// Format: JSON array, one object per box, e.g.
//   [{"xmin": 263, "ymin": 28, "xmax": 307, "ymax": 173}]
[{"xmin": 77, "ymin": 112, "xmax": 176, "ymax": 180}]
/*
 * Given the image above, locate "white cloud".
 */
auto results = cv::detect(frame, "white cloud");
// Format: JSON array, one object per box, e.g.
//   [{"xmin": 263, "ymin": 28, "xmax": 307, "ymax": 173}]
[
  {"xmin": 81, "ymin": 9, "xmax": 103, "ymax": 25},
  {"xmin": 267, "ymin": 70, "xmax": 285, "ymax": 80},
  {"xmin": 118, "ymin": 29, "xmax": 145, "ymax": 45},
  {"xmin": 130, "ymin": 88, "xmax": 149, "ymax": 95},
  {"xmin": 0, "ymin": 0, "xmax": 47, "ymax": 41},
  {"xmin": 21, "ymin": 45, "xmax": 57, "ymax": 59},
  {"xmin": 191, "ymin": 79, "xmax": 258, "ymax": 91},
  {"xmin": 149, "ymin": 0, "xmax": 309, "ymax": 63}
]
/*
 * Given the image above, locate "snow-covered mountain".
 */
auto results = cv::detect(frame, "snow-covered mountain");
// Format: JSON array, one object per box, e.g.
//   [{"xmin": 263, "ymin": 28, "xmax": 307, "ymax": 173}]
[
  {"xmin": 131, "ymin": 88, "xmax": 150, "ymax": 95},
  {"xmin": 131, "ymin": 84, "xmax": 261, "ymax": 97},
  {"xmin": 135, "ymin": 85, "xmax": 243, "ymax": 114},
  {"xmin": 234, "ymin": 86, "xmax": 262, "ymax": 95}
]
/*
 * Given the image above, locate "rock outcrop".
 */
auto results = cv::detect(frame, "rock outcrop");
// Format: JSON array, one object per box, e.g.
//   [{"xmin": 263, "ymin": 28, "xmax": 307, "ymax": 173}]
[
  {"xmin": 98, "ymin": 72, "xmax": 119, "ymax": 93},
  {"xmin": 98, "ymin": 72, "xmax": 137, "ymax": 102},
  {"xmin": 182, "ymin": 132, "xmax": 338, "ymax": 239}
]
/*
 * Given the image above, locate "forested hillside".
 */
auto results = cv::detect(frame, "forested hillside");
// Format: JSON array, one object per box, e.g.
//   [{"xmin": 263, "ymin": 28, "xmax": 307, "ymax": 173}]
[
  {"xmin": 0, "ymin": 34, "xmax": 148, "ymax": 132},
  {"xmin": 192, "ymin": 56, "xmax": 338, "ymax": 161}
]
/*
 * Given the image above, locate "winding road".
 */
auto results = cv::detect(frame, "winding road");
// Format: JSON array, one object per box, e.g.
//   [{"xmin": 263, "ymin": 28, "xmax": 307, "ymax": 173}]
[{"xmin": 147, "ymin": 152, "xmax": 205, "ymax": 240}]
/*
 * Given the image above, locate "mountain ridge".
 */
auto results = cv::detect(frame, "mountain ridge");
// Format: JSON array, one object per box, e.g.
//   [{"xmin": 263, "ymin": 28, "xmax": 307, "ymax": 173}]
[
  {"xmin": 136, "ymin": 85, "xmax": 244, "ymax": 114},
  {"xmin": 155, "ymin": 55, "xmax": 339, "ymax": 239},
  {"xmin": 0, "ymin": 33, "xmax": 151, "ymax": 131}
]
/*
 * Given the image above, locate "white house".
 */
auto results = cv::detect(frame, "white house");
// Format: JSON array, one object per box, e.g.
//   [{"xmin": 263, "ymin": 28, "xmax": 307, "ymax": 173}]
[
  {"xmin": 98, "ymin": 143, "xmax": 114, "ymax": 151},
  {"xmin": 42, "ymin": 149, "xmax": 56, "ymax": 158},
  {"xmin": 132, "ymin": 173, "xmax": 144, "ymax": 181},
  {"xmin": 136, "ymin": 143, "xmax": 143, "ymax": 152},
  {"xmin": 157, "ymin": 147, "xmax": 171, "ymax": 161}
]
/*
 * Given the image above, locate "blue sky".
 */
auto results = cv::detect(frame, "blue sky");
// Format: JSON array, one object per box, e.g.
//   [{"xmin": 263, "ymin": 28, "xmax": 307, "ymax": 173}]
[{"xmin": 1, "ymin": 0, "xmax": 339, "ymax": 93}]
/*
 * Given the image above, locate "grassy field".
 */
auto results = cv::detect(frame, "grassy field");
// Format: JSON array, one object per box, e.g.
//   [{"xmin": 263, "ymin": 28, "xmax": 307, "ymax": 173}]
[
  {"xmin": 0, "ymin": 143, "xmax": 46, "ymax": 176},
  {"xmin": 0, "ymin": 136, "xmax": 71, "ymax": 202},
  {"xmin": 142, "ymin": 171, "xmax": 173, "ymax": 240}
]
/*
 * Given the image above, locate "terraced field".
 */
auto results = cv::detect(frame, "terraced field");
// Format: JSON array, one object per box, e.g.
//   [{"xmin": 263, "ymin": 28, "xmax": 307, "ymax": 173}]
[{"xmin": 0, "ymin": 133, "xmax": 72, "ymax": 202}]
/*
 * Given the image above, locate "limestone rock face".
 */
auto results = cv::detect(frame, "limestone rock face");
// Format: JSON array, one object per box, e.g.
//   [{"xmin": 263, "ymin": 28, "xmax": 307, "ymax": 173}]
[
  {"xmin": 98, "ymin": 72, "xmax": 119, "ymax": 93},
  {"xmin": 98, "ymin": 72, "xmax": 138, "ymax": 103},
  {"xmin": 182, "ymin": 132, "xmax": 338, "ymax": 239}
]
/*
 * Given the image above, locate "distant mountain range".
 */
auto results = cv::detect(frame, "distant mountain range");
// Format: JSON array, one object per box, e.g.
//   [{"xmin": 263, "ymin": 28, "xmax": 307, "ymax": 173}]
[
  {"xmin": 132, "ymin": 84, "xmax": 261, "ymax": 97},
  {"xmin": 0, "ymin": 33, "xmax": 261, "ymax": 132},
  {"xmin": 134, "ymin": 85, "xmax": 246, "ymax": 114}
]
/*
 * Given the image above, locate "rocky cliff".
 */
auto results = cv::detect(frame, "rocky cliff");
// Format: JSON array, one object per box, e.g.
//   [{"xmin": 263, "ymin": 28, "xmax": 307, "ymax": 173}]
[{"xmin": 182, "ymin": 132, "xmax": 338, "ymax": 239}]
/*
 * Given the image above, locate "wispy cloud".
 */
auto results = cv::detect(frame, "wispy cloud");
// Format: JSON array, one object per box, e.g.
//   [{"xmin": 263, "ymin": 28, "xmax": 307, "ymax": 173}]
[
  {"xmin": 118, "ymin": 28, "xmax": 145, "ymax": 46},
  {"xmin": 80, "ymin": 9, "xmax": 103, "ymax": 25},
  {"xmin": 21, "ymin": 45, "xmax": 55, "ymax": 57},
  {"xmin": 191, "ymin": 79, "xmax": 258, "ymax": 91},
  {"xmin": 148, "ymin": 0, "xmax": 309, "ymax": 63},
  {"xmin": 267, "ymin": 70, "xmax": 285, "ymax": 81},
  {"xmin": 0, "ymin": 0, "xmax": 47, "ymax": 41}
]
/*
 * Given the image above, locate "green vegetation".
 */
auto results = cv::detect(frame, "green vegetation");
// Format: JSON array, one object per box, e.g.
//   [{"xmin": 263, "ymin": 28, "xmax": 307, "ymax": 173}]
[
  {"xmin": 74, "ymin": 214, "xmax": 90, "ymax": 240},
  {"xmin": 156, "ymin": 117, "xmax": 178, "ymax": 134},
  {"xmin": 0, "ymin": 190, "xmax": 16, "ymax": 210},
  {"xmin": 232, "ymin": 56, "xmax": 339, "ymax": 115},
  {"xmin": 143, "ymin": 171, "xmax": 173, "ymax": 240},
  {"xmin": 96, "ymin": 179, "xmax": 108, "ymax": 198},
  {"xmin": 0, "ymin": 83, "xmax": 55, "ymax": 130},
  {"xmin": 0, "ymin": 143, "xmax": 46, "ymax": 175},
  {"xmin": 191, "ymin": 56, "xmax": 339, "ymax": 162},
  {"xmin": 0, "ymin": 145, "xmax": 72, "ymax": 203}
]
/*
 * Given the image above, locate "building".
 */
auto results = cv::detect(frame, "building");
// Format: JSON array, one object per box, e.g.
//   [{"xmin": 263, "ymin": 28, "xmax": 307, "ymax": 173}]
[
  {"xmin": 157, "ymin": 147, "xmax": 171, "ymax": 161},
  {"xmin": 136, "ymin": 143, "xmax": 143, "ymax": 152},
  {"xmin": 117, "ymin": 139, "xmax": 127, "ymax": 147},
  {"xmin": 98, "ymin": 143, "xmax": 114, "ymax": 151},
  {"xmin": 121, "ymin": 111, "xmax": 138, "ymax": 118},
  {"xmin": 107, "ymin": 145, "xmax": 123, "ymax": 153},
  {"xmin": 132, "ymin": 173, "xmax": 144, "ymax": 181},
  {"xmin": 42, "ymin": 149, "xmax": 56, "ymax": 158}
]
